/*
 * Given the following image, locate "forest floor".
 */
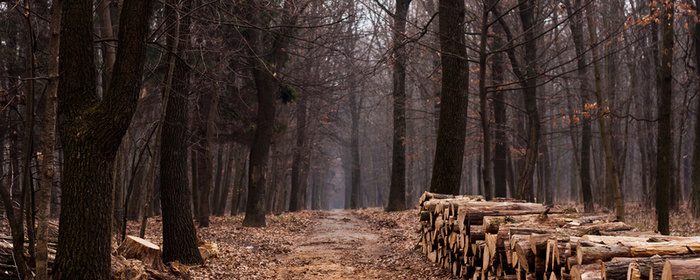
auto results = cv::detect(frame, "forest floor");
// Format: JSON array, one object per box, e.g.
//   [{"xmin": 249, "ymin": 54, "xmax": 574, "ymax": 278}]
[
  {"xmin": 188, "ymin": 208, "xmax": 457, "ymax": 279},
  {"xmin": 2, "ymin": 203, "xmax": 700, "ymax": 279}
]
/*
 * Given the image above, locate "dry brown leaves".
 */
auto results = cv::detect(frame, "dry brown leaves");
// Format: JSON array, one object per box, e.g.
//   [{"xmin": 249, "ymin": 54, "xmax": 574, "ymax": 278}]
[
  {"xmin": 349, "ymin": 208, "xmax": 461, "ymax": 280},
  {"xmin": 3, "ymin": 202, "xmax": 700, "ymax": 279}
]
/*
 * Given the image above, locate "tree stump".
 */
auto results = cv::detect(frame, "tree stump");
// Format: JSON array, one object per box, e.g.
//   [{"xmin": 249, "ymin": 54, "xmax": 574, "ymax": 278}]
[{"xmin": 117, "ymin": 235, "xmax": 166, "ymax": 271}]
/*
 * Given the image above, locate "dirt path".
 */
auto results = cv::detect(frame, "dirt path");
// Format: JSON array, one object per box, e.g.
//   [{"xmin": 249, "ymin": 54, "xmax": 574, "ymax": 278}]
[{"xmin": 275, "ymin": 209, "xmax": 392, "ymax": 279}]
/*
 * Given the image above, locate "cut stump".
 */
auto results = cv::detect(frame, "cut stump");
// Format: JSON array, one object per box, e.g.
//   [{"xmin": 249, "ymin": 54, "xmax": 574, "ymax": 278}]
[{"xmin": 117, "ymin": 235, "xmax": 166, "ymax": 271}]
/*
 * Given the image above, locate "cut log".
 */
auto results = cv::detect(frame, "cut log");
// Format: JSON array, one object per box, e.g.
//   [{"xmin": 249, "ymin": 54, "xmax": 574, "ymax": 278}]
[
  {"xmin": 198, "ymin": 240, "xmax": 218, "ymax": 260},
  {"xmin": 581, "ymin": 235, "xmax": 700, "ymax": 257},
  {"xmin": 570, "ymin": 262, "xmax": 603, "ymax": 280},
  {"xmin": 531, "ymin": 233, "xmax": 555, "ymax": 256},
  {"xmin": 661, "ymin": 259, "xmax": 700, "ymax": 280},
  {"xmin": 577, "ymin": 240, "xmax": 631, "ymax": 264},
  {"xmin": 602, "ymin": 260, "xmax": 630, "ymax": 280},
  {"xmin": 627, "ymin": 262, "xmax": 642, "ymax": 280},
  {"xmin": 483, "ymin": 215, "xmax": 537, "ymax": 234},
  {"xmin": 117, "ymin": 235, "xmax": 166, "ymax": 271}
]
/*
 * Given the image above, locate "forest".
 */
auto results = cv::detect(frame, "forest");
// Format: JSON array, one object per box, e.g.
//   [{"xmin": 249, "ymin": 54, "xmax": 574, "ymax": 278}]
[{"xmin": 0, "ymin": 0, "xmax": 699, "ymax": 279}]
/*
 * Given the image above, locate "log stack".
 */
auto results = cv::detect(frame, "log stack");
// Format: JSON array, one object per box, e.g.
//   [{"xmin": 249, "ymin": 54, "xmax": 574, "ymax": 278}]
[{"xmin": 418, "ymin": 192, "xmax": 700, "ymax": 280}]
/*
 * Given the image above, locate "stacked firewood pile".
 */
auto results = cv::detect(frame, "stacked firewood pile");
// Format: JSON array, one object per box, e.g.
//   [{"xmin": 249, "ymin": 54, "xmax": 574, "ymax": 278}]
[{"xmin": 418, "ymin": 192, "xmax": 700, "ymax": 280}]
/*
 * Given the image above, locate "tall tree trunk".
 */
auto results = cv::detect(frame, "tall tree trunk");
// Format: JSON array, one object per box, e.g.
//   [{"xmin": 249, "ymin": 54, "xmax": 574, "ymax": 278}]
[
  {"xmin": 690, "ymin": 0, "xmax": 700, "ymax": 218},
  {"xmin": 349, "ymin": 87, "xmax": 361, "ymax": 209},
  {"xmin": 21, "ymin": 0, "xmax": 37, "ymax": 263},
  {"xmin": 241, "ymin": 0, "xmax": 304, "ymax": 225},
  {"xmin": 289, "ymin": 96, "xmax": 308, "ymax": 212},
  {"xmin": 515, "ymin": 0, "xmax": 540, "ymax": 202},
  {"xmin": 242, "ymin": 42, "xmax": 277, "ymax": 227},
  {"xmin": 195, "ymin": 84, "xmax": 216, "ymax": 227},
  {"xmin": 387, "ymin": 0, "xmax": 412, "ymax": 211},
  {"xmin": 479, "ymin": 0, "xmax": 493, "ymax": 200},
  {"xmin": 565, "ymin": 0, "xmax": 594, "ymax": 212},
  {"xmin": 656, "ymin": 0, "xmax": 674, "ymax": 235},
  {"xmin": 36, "ymin": 0, "xmax": 61, "ymax": 278},
  {"xmin": 492, "ymin": 22, "xmax": 508, "ymax": 198},
  {"xmin": 585, "ymin": 1, "xmax": 625, "ymax": 221},
  {"xmin": 54, "ymin": 0, "xmax": 155, "ymax": 278},
  {"xmin": 159, "ymin": 0, "xmax": 203, "ymax": 264},
  {"xmin": 430, "ymin": 0, "xmax": 468, "ymax": 195}
]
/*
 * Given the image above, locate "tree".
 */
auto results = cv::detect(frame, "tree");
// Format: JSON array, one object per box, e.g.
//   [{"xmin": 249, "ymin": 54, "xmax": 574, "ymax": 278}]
[
  {"xmin": 515, "ymin": 0, "xmax": 540, "ymax": 202},
  {"xmin": 585, "ymin": 0, "xmax": 624, "ymax": 222},
  {"xmin": 492, "ymin": 23, "xmax": 508, "ymax": 198},
  {"xmin": 656, "ymin": 0, "xmax": 674, "ymax": 235},
  {"xmin": 36, "ymin": 0, "xmax": 61, "ymax": 278},
  {"xmin": 289, "ymin": 95, "xmax": 309, "ymax": 212},
  {"xmin": 429, "ymin": 0, "xmax": 468, "ymax": 195},
  {"xmin": 564, "ymin": 0, "xmax": 594, "ymax": 212},
  {"xmin": 159, "ymin": 0, "xmax": 204, "ymax": 264},
  {"xmin": 193, "ymin": 79, "xmax": 216, "ymax": 227},
  {"xmin": 691, "ymin": 0, "xmax": 700, "ymax": 218},
  {"xmin": 242, "ymin": 0, "xmax": 308, "ymax": 226},
  {"xmin": 387, "ymin": 0, "xmax": 413, "ymax": 211},
  {"xmin": 478, "ymin": 0, "xmax": 493, "ymax": 200},
  {"xmin": 53, "ymin": 0, "xmax": 154, "ymax": 278}
]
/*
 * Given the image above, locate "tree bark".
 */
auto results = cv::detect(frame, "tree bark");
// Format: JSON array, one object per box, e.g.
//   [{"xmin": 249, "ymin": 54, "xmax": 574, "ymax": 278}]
[
  {"xmin": 387, "ymin": 0, "xmax": 412, "ymax": 211},
  {"xmin": 691, "ymin": 0, "xmax": 700, "ymax": 218},
  {"xmin": 231, "ymin": 146, "xmax": 247, "ymax": 216},
  {"xmin": 158, "ymin": 0, "xmax": 203, "ymax": 265},
  {"xmin": 515, "ymin": 0, "xmax": 540, "ymax": 202},
  {"xmin": 492, "ymin": 22, "xmax": 508, "ymax": 198},
  {"xmin": 430, "ymin": 0, "xmax": 469, "ymax": 195},
  {"xmin": 479, "ymin": 0, "xmax": 493, "ymax": 200},
  {"xmin": 242, "ymin": 0, "xmax": 304, "ymax": 225},
  {"xmin": 215, "ymin": 144, "xmax": 234, "ymax": 216},
  {"xmin": 212, "ymin": 146, "xmax": 224, "ymax": 215},
  {"xmin": 585, "ymin": 1, "xmax": 624, "ymax": 221},
  {"xmin": 656, "ymin": 0, "xmax": 674, "ymax": 235},
  {"xmin": 349, "ymin": 83, "xmax": 362, "ymax": 209},
  {"xmin": 97, "ymin": 0, "xmax": 116, "ymax": 92},
  {"xmin": 36, "ymin": 0, "xmax": 61, "ymax": 278},
  {"xmin": 289, "ymin": 96, "xmax": 309, "ymax": 212},
  {"xmin": 564, "ymin": 0, "xmax": 594, "ymax": 212},
  {"xmin": 21, "ymin": 0, "xmax": 37, "ymax": 265},
  {"xmin": 54, "ymin": 0, "xmax": 155, "ymax": 278},
  {"xmin": 194, "ymin": 83, "xmax": 216, "ymax": 227}
]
